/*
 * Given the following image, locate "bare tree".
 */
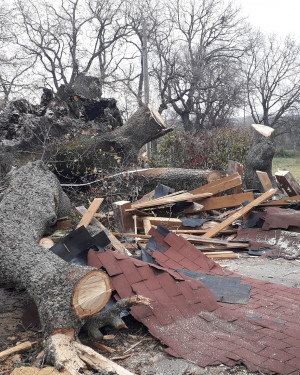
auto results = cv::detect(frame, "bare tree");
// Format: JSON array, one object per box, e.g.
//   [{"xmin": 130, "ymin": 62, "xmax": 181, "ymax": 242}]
[
  {"xmin": 245, "ymin": 32, "xmax": 300, "ymax": 129},
  {"xmin": 0, "ymin": 4, "xmax": 36, "ymax": 103},
  {"xmin": 12, "ymin": 0, "xmax": 132, "ymax": 93},
  {"xmin": 151, "ymin": 0, "xmax": 248, "ymax": 132}
]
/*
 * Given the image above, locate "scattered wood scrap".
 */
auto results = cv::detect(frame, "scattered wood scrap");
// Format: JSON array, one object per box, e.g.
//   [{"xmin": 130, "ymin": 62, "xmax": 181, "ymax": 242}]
[
  {"xmin": 0, "ymin": 341, "xmax": 37, "ymax": 360},
  {"xmin": 275, "ymin": 170, "xmax": 300, "ymax": 196}
]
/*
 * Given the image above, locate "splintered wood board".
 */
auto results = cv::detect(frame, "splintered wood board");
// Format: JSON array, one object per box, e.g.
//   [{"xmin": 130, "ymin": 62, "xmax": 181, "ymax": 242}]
[
  {"xmin": 189, "ymin": 172, "xmax": 242, "ymax": 195},
  {"xmin": 76, "ymin": 205, "xmax": 126, "ymax": 253},
  {"xmin": 201, "ymin": 189, "xmax": 277, "ymax": 238},
  {"xmin": 186, "ymin": 192, "xmax": 254, "ymax": 213},
  {"xmin": 76, "ymin": 198, "xmax": 103, "ymax": 229},
  {"xmin": 131, "ymin": 192, "xmax": 211, "ymax": 210},
  {"xmin": 256, "ymin": 171, "xmax": 274, "ymax": 192}
]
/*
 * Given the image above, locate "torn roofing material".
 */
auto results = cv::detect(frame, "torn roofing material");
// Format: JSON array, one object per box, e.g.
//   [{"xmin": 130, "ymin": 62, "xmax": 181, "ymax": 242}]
[
  {"xmin": 88, "ymin": 247, "xmax": 300, "ymax": 374},
  {"xmin": 146, "ymin": 225, "xmax": 251, "ymax": 304},
  {"xmin": 261, "ymin": 207, "xmax": 300, "ymax": 231},
  {"xmin": 177, "ymin": 269, "xmax": 251, "ymax": 304},
  {"xmin": 50, "ymin": 226, "xmax": 110, "ymax": 263}
]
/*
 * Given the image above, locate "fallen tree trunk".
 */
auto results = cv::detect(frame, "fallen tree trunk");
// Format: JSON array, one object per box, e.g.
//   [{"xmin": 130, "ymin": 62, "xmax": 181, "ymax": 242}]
[
  {"xmin": 0, "ymin": 161, "xmax": 112, "ymax": 335},
  {"xmin": 50, "ymin": 104, "xmax": 172, "ymax": 179},
  {"xmin": 0, "ymin": 161, "xmax": 148, "ymax": 373}
]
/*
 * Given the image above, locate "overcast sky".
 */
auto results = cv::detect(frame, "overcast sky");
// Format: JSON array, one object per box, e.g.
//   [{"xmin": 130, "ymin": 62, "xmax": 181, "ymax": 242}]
[{"xmin": 237, "ymin": 0, "xmax": 300, "ymax": 39}]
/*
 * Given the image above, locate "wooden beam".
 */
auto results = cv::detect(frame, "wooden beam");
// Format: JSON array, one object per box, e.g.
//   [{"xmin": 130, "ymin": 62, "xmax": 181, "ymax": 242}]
[
  {"xmin": 186, "ymin": 192, "xmax": 254, "ymax": 213},
  {"xmin": 76, "ymin": 206, "xmax": 126, "ymax": 253},
  {"xmin": 275, "ymin": 170, "xmax": 300, "ymax": 196},
  {"xmin": 256, "ymin": 171, "xmax": 274, "ymax": 192},
  {"xmin": 131, "ymin": 192, "xmax": 211, "ymax": 210},
  {"xmin": 76, "ymin": 198, "xmax": 103, "ymax": 229},
  {"xmin": 201, "ymin": 189, "xmax": 277, "ymax": 238},
  {"xmin": 203, "ymin": 252, "xmax": 239, "ymax": 259},
  {"xmin": 189, "ymin": 172, "xmax": 242, "ymax": 195}
]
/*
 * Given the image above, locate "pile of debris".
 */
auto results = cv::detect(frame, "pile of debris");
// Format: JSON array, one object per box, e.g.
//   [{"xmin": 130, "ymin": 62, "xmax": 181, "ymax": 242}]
[
  {"xmin": 1, "ymin": 160, "xmax": 300, "ymax": 375},
  {"xmin": 40, "ymin": 164, "xmax": 300, "ymax": 374}
]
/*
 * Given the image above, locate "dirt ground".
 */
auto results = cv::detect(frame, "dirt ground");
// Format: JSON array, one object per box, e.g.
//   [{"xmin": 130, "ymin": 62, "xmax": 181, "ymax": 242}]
[{"xmin": 0, "ymin": 253, "xmax": 299, "ymax": 375}]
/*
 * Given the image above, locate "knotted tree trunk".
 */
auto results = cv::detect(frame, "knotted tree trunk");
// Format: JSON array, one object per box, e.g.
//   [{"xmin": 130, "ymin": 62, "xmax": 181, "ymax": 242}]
[{"xmin": 244, "ymin": 128, "xmax": 276, "ymax": 191}]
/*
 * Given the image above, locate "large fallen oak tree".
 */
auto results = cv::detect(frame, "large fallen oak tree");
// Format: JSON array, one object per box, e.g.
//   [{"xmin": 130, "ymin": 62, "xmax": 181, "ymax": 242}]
[{"xmin": 0, "ymin": 161, "xmax": 152, "ymax": 374}]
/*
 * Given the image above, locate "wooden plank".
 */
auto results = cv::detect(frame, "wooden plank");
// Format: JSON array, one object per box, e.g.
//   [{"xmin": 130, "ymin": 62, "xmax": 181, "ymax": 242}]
[
  {"xmin": 275, "ymin": 170, "xmax": 300, "ymax": 196},
  {"xmin": 131, "ymin": 192, "xmax": 211, "ymax": 210},
  {"xmin": 189, "ymin": 172, "xmax": 242, "ymax": 195},
  {"xmin": 76, "ymin": 206, "xmax": 126, "ymax": 253},
  {"xmin": 258, "ymin": 195, "xmax": 300, "ymax": 206},
  {"xmin": 227, "ymin": 160, "xmax": 244, "ymax": 193},
  {"xmin": 113, "ymin": 201, "xmax": 134, "ymax": 233},
  {"xmin": 186, "ymin": 192, "xmax": 254, "ymax": 213},
  {"xmin": 204, "ymin": 252, "xmax": 239, "ymax": 259},
  {"xmin": 201, "ymin": 189, "xmax": 277, "ymax": 238},
  {"xmin": 76, "ymin": 198, "xmax": 103, "ymax": 229},
  {"xmin": 256, "ymin": 171, "xmax": 274, "ymax": 192},
  {"xmin": 182, "ymin": 234, "xmax": 249, "ymax": 247}
]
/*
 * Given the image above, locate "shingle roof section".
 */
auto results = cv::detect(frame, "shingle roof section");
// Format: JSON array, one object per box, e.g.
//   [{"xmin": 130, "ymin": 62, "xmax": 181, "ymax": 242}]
[{"xmin": 88, "ymin": 227, "xmax": 300, "ymax": 374}]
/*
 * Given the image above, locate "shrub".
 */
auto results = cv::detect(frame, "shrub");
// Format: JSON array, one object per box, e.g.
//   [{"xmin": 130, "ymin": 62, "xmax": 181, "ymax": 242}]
[{"xmin": 154, "ymin": 128, "xmax": 250, "ymax": 170}]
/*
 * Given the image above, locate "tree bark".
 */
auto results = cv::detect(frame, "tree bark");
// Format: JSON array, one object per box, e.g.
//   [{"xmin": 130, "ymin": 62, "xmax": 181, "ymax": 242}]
[
  {"xmin": 122, "ymin": 167, "xmax": 212, "ymax": 193},
  {"xmin": 244, "ymin": 128, "xmax": 276, "ymax": 191},
  {"xmin": 51, "ymin": 104, "xmax": 172, "ymax": 179},
  {"xmin": 0, "ymin": 161, "xmax": 111, "ymax": 337}
]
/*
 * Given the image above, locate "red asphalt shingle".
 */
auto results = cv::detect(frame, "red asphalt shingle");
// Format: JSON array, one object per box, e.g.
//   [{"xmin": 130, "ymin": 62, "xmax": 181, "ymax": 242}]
[{"xmin": 87, "ymin": 227, "xmax": 300, "ymax": 374}]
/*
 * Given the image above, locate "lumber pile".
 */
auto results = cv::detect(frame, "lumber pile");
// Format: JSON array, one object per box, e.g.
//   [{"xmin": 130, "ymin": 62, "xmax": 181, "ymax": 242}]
[
  {"xmin": 105, "ymin": 168, "xmax": 300, "ymax": 260},
  {"xmin": 40, "ymin": 166, "xmax": 300, "ymax": 262}
]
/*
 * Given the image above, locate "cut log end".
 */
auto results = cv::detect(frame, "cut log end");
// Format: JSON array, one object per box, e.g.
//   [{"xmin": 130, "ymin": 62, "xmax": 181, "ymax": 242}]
[{"xmin": 72, "ymin": 270, "xmax": 111, "ymax": 319}]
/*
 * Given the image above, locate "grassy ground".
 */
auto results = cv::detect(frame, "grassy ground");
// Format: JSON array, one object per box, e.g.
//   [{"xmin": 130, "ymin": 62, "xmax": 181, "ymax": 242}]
[{"xmin": 272, "ymin": 156, "xmax": 300, "ymax": 181}]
